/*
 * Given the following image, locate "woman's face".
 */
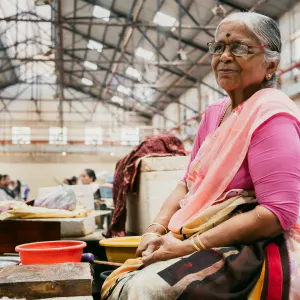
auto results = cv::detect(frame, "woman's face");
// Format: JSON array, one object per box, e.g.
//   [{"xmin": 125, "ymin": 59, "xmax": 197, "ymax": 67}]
[
  {"xmin": 2, "ymin": 176, "xmax": 11, "ymax": 187},
  {"xmin": 80, "ymin": 171, "xmax": 93, "ymax": 185},
  {"xmin": 211, "ymin": 21, "xmax": 269, "ymax": 93}
]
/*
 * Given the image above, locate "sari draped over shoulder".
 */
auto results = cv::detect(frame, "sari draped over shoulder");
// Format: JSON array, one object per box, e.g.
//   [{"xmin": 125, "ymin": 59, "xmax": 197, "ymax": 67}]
[{"xmin": 101, "ymin": 88, "xmax": 300, "ymax": 300}]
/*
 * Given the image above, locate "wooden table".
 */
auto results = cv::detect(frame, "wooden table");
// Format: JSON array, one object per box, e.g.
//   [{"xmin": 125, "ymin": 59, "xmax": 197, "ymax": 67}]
[
  {"xmin": 0, "ymin": 211, "xmax": 110, "ymax": 253},
  {"xmin": 0, "ymin": 263, "xmax": 93, "ymax": 299},
  {"xmin": 0, "ymin": 220, "xmax": 60, "ymax": 254}
]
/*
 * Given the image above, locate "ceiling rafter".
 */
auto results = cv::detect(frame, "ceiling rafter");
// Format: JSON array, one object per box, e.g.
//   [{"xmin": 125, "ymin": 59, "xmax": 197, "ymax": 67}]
[
  {"xmin": 79, "ymin": 0, "xmax": 225, "ymax": 101},
  {"xmin": 66, "ymin": 83, "xmax": 152, "ymax": 120},
  {"xmin": 61, "ymin": 23, "xmax": 219, "ymax": 92},
  {"xmin": 63, "ymin": 63, "xmax": 178, "ymax": 124},
  {"xmin": 64, "ymin": 50, "xmax": 198, "ymax": 114},
  {"xmin": 82, "ymin": 0, "xmax": 209, "ymax": 52},
  {"xmin": 0, "ymin": 0, "xmax": 291, "ymax": 126},
  {"xmin": 97, "ymin": 0, "xmax": 140, "ymax": 102}
]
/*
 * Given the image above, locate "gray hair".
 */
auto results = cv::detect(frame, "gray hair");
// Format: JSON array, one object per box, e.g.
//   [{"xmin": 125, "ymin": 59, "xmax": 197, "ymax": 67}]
[{"xmin": 216, "ymin": 12, "xmax": 281, "ymax": 88}]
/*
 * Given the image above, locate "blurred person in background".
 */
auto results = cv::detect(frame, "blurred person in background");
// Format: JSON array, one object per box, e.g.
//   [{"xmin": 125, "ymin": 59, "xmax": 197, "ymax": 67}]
[
  {"xmin": 63, "ymin": 178, "xmax": 70, "ymax": 185},
  {"xmin": 13, "ymin": 180, "xmax": 22, "ymax": 200},
  {"xmin": 70, "ymin": 176, "xmax": 78, "ymax": 185},
  {"xmin": 23, "ymin": 183, "xmax": 30, "ymax": 201},
  {"xmin": 0, "ymin": 175, "xmax": 15, "ymax": 201},
  {"xmin": 80, "ymin": 169, "xmax": 101, "ymax": 199},
  {"xmin": 63, "ymin": 176, "xmax": 78, "ymax": 186}
]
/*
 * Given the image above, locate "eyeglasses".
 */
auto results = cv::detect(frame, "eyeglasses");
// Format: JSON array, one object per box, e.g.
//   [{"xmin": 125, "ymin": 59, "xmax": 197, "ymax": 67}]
[{"xmin": 207, "ymin": 41, "xmax": 270, "ymax": 57}]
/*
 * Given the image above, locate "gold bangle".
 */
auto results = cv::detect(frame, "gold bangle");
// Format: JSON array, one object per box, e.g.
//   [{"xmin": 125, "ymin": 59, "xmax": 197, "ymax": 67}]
[
  {"xmin": 148, "ymin": 223, "xmax": 168, "ymax": 234},
  {"xmin": 191, "ymin": 237, "xmax": 200, "ymax": 251},
  {"xmin": 141, "ymin": 232, "xmax": 162, "ymax": 240},
  {"xmin": 196, "ymin": 235, "xmax": 207, "ymax": 250}
]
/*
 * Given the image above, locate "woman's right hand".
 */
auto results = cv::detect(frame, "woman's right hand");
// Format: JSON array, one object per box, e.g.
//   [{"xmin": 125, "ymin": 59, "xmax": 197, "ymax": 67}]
[{"xmin": 136, "ymin": 234, "xmax": 160, "ymax": 257}]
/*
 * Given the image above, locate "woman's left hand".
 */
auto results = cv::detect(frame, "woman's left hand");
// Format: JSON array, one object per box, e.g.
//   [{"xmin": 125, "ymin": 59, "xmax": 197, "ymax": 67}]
[{"xmin": 142, "ymin": 232, "xmax": 193, "ymax": 266}]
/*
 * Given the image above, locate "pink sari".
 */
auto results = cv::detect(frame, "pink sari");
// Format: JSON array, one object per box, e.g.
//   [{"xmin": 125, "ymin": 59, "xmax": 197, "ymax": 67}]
[
  {"xmin": 102, "ymin": 88, "xmax": 300, "ymax": 299},
  {"xmin": 168, "ymin": 88, "xmax": 300, "ymax": 299}
]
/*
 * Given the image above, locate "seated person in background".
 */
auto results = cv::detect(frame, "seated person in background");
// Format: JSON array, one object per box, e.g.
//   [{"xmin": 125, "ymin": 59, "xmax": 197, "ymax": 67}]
[
  {"xmin": 63, "ymin": 178, "xmax": 71, "ymax": 185},
  {"xmin": 63, "ymin": 176, "xmax": 78, "ymax": 185},
  {"xmin": 80, "ymin": 169, "xmax": 101, "ymax": 199},
  {"xmin": 13, "ymin": 180, "xmax": 22, "ymax": 200},
  {"xmin": 70, "ymin": 176, "xmax": 78, "ymax": 185},
  {"xmin": 0, "ymin": 175, "xmax": 15, "ymax": 201},
  {"xmin": 23, "ymin": 183, "xmax": 30, "ymax": 201}
]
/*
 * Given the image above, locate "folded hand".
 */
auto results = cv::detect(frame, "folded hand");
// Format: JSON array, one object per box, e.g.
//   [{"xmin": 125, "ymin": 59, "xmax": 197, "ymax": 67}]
[{"xmin": 142, "ymin": 232, "xmax": 192, "ymax": 266}]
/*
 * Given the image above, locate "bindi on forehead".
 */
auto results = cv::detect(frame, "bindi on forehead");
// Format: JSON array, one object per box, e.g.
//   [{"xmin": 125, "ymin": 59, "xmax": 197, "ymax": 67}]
[{"xmin": 224, "ymin": 32, "xmax": 232, "ymax": 43}]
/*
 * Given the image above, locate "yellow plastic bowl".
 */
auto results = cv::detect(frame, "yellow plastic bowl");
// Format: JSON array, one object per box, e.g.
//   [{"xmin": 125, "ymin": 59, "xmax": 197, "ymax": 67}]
[{"xmin": 99, "ymin": 236, "xmax": 141, "ymax": 263}]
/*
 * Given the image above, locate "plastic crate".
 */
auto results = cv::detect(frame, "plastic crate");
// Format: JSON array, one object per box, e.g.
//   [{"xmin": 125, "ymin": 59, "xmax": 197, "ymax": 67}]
[{"xmin": 99, "ymin": 186, "xmax": 113, "ymax": 199}]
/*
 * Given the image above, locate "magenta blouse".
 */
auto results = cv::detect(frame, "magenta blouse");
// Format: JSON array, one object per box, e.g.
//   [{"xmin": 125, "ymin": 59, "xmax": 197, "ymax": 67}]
[{"xmin": 183, "ymin": 97, "xmax": 300, "ymax": 230}]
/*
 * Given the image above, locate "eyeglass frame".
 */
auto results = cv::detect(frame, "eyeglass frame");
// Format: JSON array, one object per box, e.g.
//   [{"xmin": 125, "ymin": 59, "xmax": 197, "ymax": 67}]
[{"xmin": 207, "ymin": 41, "xmax": 270, "ymax": 57}]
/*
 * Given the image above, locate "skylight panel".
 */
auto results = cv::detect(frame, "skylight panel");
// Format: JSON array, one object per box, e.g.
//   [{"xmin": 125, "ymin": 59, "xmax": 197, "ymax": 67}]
[
  {"xmin": 84, "ymin": 60, "xmax": 98, "ymax": 70},
  {"xmin": 117, "ymin": 85, "xmax": 131, "ymax": 95},
  {"xmin": 87, "ymin": 39, "xmax": 103, "ymax": 52},
  {"xmin": 135, "ymin": 47, "xmax": 154, "ymax": 60},
  {"xmin": 153, "ymin": 11, "xmax": 176, "ymax": 27},
  {"xmin": 81, "ymin": 78, "xmax": 93, "ymax": 86},
  {"xmin": 126, "ymin": 66, "xmax": 141, "ymax": 80},
  {"xmin": 111, "ymin": 96, "xmax": 124, "ymax": 105},
  {"xmin": 93, "ymin": 5, "xmax": 110, "ymax": 21}
]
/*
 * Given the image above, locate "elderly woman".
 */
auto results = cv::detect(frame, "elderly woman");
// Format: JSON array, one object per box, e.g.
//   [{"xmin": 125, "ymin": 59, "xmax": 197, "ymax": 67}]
[{"xmin": 102, "ymin": 12, "xmax": 300, "ymax": 299}]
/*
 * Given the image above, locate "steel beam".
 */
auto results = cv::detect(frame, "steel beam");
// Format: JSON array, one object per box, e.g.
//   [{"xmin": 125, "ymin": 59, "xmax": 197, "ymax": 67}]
[
  {"xmin": 81, "ymin": 0, "xmax": 210, "ymax": 52},
  {"xmin": 62, "ymin": 26, "xmax": 197, "ymax": 114},
  {"xmin": 217, "ymin": 0, "xmax": 247, "ymax": 11},
  {"xmin": 65, "ymin": 69, "xmax": 179, "ymax": 123},
  {"xmin": 0, "ymin": 17, "xmax": 217, "ymax": 30},
  {"xmin": 0, "ymin": 57, "xmax": 211, "ymax": 66},
  {"xmin": 65, "ymin": 83, "xmax": 152, "ymax": 120},
  {"xmin": 61, "ymin": 24, "xmax": 204, "ymax": 86},
  {"xmin": 98, "ymin": 0, "xmax": 141, "ymax": 100},
  {"xmin": 0, "ymin": 81, "xmax": 20, "ymax": 91},
  {"xmin": 53, "ymin": 0, "xmax": 65, "ymax": 128}
]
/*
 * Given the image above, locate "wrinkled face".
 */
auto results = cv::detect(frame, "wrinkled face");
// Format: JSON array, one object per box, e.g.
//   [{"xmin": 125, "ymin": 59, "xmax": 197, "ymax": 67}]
[
  {"xmin": 211, "ymin": 21, "xmax": 269, "ymax": 93},
  {"xmin": 80, "ymin": 171, "xmax": 93, "ymax": 185}
]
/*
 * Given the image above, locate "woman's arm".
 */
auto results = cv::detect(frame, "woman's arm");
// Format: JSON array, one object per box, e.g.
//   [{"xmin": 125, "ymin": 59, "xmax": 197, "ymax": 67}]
[
  {"xmin": 143, "ymin": 206, "xmax": 282, "ymax": 265},
  {"xmin": 150, "ymin": 108, "xmax": 210, "ymax": 233},
  {"xmin": 136, "ymin": 182, "xmax": 187, "ymax": 256},
  {"xmin": 150, "ymin": 181, "xmax": 188, "ymax": 232},
  {"xmin": 199, "ymin": 206, "xmax": 282, "ymax": 248},
  {"xmin": 143, "ymin": 115, "xmax": 300, "ymax": 265},
  {"xmin": 194, "ymin": 115, "xmax": 300, "ymax": 249}
]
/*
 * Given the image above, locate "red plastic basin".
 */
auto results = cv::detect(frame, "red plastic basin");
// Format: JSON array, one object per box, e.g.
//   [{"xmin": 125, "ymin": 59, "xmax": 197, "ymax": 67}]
[{"xmin": 15, "ymin": 240, "xmax": 87, "ymax": 265}]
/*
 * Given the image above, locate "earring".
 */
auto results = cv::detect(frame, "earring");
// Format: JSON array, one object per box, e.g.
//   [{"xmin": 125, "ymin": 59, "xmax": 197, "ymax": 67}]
[{"xmin": 266, "ymin": 74, "xmax": 272, "ymax": 80}]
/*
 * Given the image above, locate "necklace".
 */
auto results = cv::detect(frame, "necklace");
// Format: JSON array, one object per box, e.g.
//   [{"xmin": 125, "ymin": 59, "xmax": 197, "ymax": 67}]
[{"xmin": 218, "ymin": 102, "xmax": 232, "ymax": 127}]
